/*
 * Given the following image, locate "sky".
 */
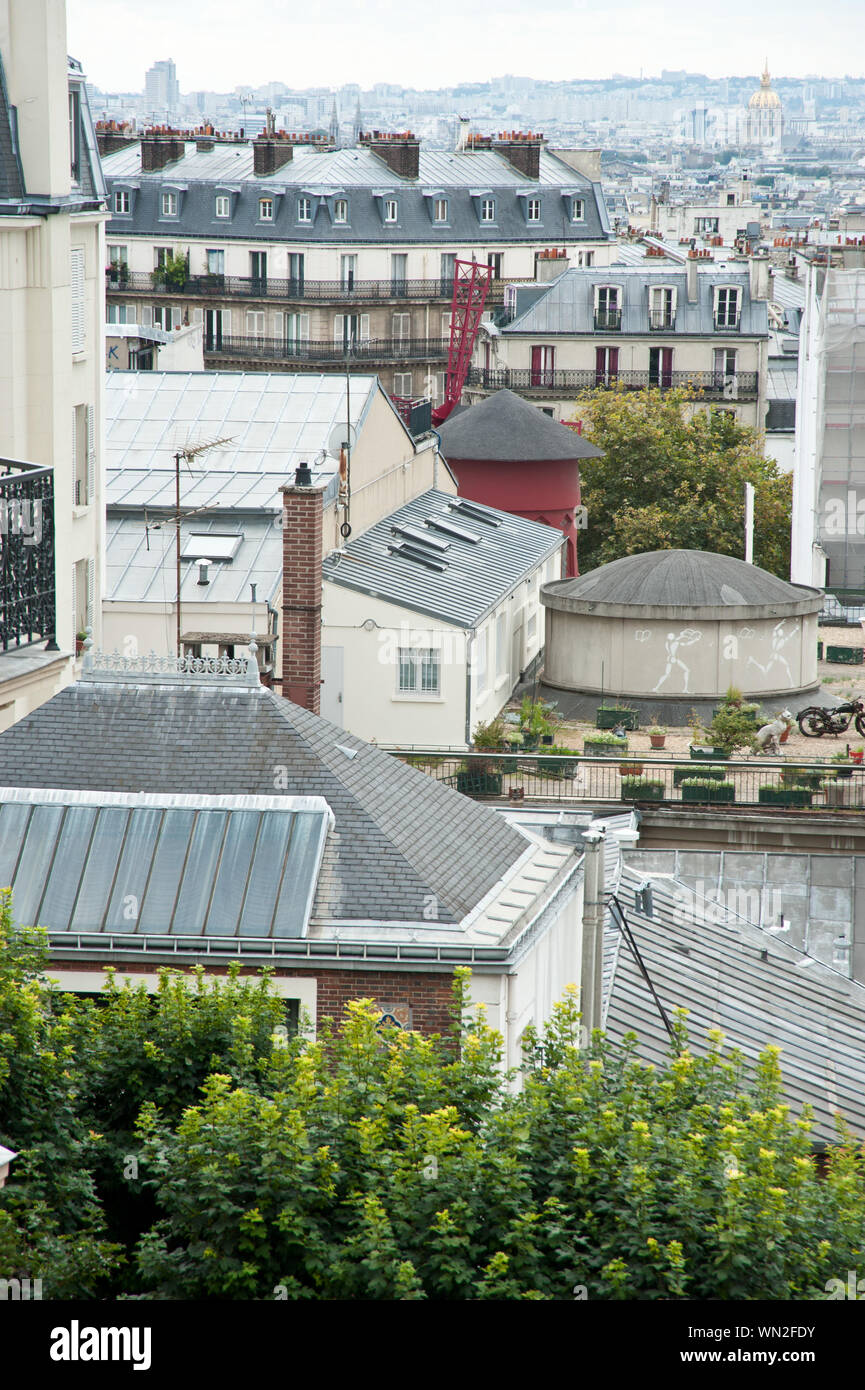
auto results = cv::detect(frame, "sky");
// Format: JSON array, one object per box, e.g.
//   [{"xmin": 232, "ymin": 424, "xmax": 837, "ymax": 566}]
[{"xmin": 67, "ymin": 0, "xmax": 865, "ymax": 93}]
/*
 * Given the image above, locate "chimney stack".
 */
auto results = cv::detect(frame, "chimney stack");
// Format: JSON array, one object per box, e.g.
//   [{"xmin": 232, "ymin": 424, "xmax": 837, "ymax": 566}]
[
  {"xmin": 493, "ymin": 132, "xmax": 545, "ymax": 179},
  {"xmin": 359, "ymin": 131, "xmax": 420, "ymax": 179},
  {"xmin": 140, "ymin": 131, "xmax": 186, "ymax": 171},
  {"xmin": 687, "ymin": 250, "xmax": 699, "ymax": 303},
  {"xmin": 281, "ymin": 476, "xmax": 323, "ymax": 713}
]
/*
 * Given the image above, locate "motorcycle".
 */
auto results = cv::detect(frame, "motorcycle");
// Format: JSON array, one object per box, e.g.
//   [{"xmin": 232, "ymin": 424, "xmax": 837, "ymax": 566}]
[{"xmin": 796, "ymin": 697, "xmax": 865, "ymax": 738}]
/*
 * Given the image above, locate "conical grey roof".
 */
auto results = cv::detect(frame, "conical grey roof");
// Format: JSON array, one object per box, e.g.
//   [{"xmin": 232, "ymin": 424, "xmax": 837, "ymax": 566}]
[{"xmin": 439, "ymin": 388, "xmax": 603, "ymax": 462}]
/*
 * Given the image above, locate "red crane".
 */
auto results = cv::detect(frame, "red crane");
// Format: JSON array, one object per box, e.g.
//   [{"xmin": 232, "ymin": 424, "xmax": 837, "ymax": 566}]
[{"xmin": 431, "ymin": 259, "xmax": 493, "ymax": 426}]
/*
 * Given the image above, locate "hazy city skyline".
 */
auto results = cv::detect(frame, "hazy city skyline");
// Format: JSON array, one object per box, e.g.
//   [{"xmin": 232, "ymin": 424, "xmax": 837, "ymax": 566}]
[{"xmin": 68, "ymin": 0, "xmax": 865, "ymax": 94}]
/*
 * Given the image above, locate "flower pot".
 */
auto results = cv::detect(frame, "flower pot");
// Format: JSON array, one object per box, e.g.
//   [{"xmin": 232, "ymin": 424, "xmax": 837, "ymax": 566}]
[
  {"xmin": 75, "ymin": 638, "xmax": 85, "ymax": 656},
  {"xmin": 584, "ymin": 739, "xmax": 629, "ymax": 758},
  {"xmin": 537, "ymin": 756, "xmax": 577, "ymax": 777},
  {"xmin": 681, "ymin": 783, "xmax": 735, "ymax": 804},
  {"xmin": 674, "ymin": 765, "xmax": 726, "ymax": 786},
  {"xmin": 852, "ymin": 750, "xmax": 864, "ymax": 765},
  {"xmin": 618, "ymin": 762, "xmax": 644, "ymax": 777},
  {"xmin": 649, "ymin": 734, "xmax": 666, "ymax": 749},
  {"xmin": 758, "ymin": 786, "xmax": 813, "ymax": 808},
  {"xmin": 620, "ymin": 781, "xmax": 664, "ymax": 802}
]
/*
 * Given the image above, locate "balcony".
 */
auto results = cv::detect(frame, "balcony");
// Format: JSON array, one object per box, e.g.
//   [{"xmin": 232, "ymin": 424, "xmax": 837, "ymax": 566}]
[
  {"xmin": 649, "ymin": 309, "xmax": 677, "ymax": 330},
  {"xmin": 466, "ymin": 367, "xmax": 759, "ymax": 401},
  {"xmin": 713, "ymin": 312, "xmax": 741, "ymax": 332},
  {"xmin": 204, "ymin": 335, "xmax": 450, "ymax": 366},
  {"xmin": 0, "ymin": 459, "xmax": 55, "ymax": 653},
  {"xmin": 106, "ymin": 268, "xmax": 527, "ymax": 307},
  {"xmin": 593, "ymin": 307, "xmax": 621, "ymax": 331}
]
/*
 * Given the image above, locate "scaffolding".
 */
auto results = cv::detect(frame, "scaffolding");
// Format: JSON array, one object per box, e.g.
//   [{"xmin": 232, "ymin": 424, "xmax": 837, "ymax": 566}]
[{"xmin": 792, "ymin": 265, "xmax": 865, "ymax": 594}]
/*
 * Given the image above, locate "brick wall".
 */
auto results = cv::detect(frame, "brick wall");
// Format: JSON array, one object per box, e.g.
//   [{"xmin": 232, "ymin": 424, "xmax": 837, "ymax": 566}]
[
  {"xmin": 311, "ymin": 968, "xmax": 455, "ymax": 1036},
  {"xmin": 281, "ymin": 480, "xmax": 323, "ymax": 713}
]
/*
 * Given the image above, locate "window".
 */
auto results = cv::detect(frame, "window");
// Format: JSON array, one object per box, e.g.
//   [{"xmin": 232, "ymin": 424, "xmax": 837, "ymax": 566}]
[
  {"xmin": 594, "ymin": 286, "xmax": 621, "ymax": 330},
  {"xmin": 72, "ymin": 404, "xmax": 92, "ymax": 506},
  {"xmin": 433, "ymin": 198, "xmax": 448, "ymax": 222},
  {"xmin": 648, "ymin": 346, "xmax": 673, "ymax": 388},
  {"xmin": 394, "ymin": 371, "xmax": 413, "ymax": 395},
  {"xmin": 713, "ymin": 347, "xmax": 738, "ymax": 396},
  {"xmin": 571, "ymin": 197, "xmax": 584, "ymax": 221},
  {"xmin": 250, "ymin": 250, "xmax": 267, "ymax": 284},
  {"xmin": 385, "ymin": 199, "xmax": 398, "ymax": 223},
  {"xmin": 334, "ymin": 312, "xmax": 369, "ymax": 348},
  {"xmin": 108, "ymin": 244, "xmax": 127, "ymax": 268},
  {"xmin": 246, "ymin": 310, "xmax": 266, "ymax": 338},
  {"xmin": 694, "ymin": 216, "xmax": 719, "ymax": 235},
  {"xmin": 340, "ymin": 254, "xmax": 357, "ymax": 290},
  {"xmin": 333, "ymin": 198, "xmax": 348, "ymax": 223},
  {"xmin": 715, "ymin": 286, "xmax": 740, "ymax": 328},
  {"xmin": 215, "ymin": 195, "xmax": 230, "ymax": 218},
  {"xmin": 487, "ymin": 252, "xmax": 502, "ymax": 278},
  {"xmin": 259, "ymin": 198, "xmax": 273, "ymax": 221},
  {"xmin": 69, "ymin": 89, "xmax": 81, "ymax": 182},
  {"xmin": 595, "ymin": 345, "xmax": 619, "ymax": 386},
  {"xmin": 474, "ymin": 630, "xmax": 488, "ymax": 694},
  {"xmin": 496, "ymin": 611, "xmax": 507, "ymax": 680},
  {"xmin": 392, "ymin": 313, "xmax": 410, "ymax": 341},
  {"xmin": 70, "ymin": 248, "xmax": 85, "ymax": 354},
  {"xmin": 106, "ymin": 302, "xmax": 128, "ymax": 324},
  {"xmin": 153, "ymin": 304, "xmax": 180, "ymax": 330},
  {"xmin": 113, "ymin": 190, "xmax": 130, "ymax": 214},
  {"xmin": 649, "ymin": 285, "xmax": 676, "ymax": 329},
  {"xmin": 284, "ymin": 311, "xmax": 309, "ymax": 349},
  {"xmin": 440, "ymin": 252, "xmax": 456, "ymax": 292},
  {"xmin": 155, "ymin": 247, "xmax": 169, "ymax": 270},
  {"xmin": 530, "ymin": 345, "xmax": 555, "ymax": 388},
  {"xmin": 578, "ymin": 249, "xmax": 594, "ymax": 267},
  {"xmin": 297, "ymin": 197, "xmax": 312, "ymax": 222},
  {"xmin": 480, "ymin": 198, "xmax": 496, "ymax": 222},
  {"xmin": 206, "ymin": 248, "xmax": 224, "ymax": 276},
  {"xmin": 398, "ymin": 648, "xmax": 440, "ymax": 696},
  {"xmin": 161, "ymin": 191, "xmax": 177, "ymax": 217},
  {"xmin": 391, "ymin": 253, "xmax": 407, "ymax": 294},
  {"xmin": 527, "ymin": 197, "xmax": 541, "ymax": 222}
]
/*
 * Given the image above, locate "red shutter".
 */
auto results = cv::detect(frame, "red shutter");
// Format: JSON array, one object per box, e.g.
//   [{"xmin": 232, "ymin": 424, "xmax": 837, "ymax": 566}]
[
  {"xmin": 609, "ymin": 347, "xmax": 619, "ymax": 381},
  {"xmin": 531, "ymin": 345, "xmax": 542, "ymax": 387},
  {"xmin": 661, "ymin": 347, "xmax": 672, "ymax": 388},
  {"xmin": 595, "ymin": 346, "xmax": 606, "ymax": 386}
]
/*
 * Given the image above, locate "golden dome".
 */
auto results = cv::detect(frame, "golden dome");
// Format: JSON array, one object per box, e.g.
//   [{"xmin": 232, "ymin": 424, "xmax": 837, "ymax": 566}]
[{"xmin": 749, "ymin": 64, "xmax": 781, "ymax": 109}]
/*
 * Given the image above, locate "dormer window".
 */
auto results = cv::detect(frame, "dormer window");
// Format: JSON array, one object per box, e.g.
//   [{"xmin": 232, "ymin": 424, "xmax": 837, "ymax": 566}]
[
  {"xmin": 114, "ymin": 190, "xmax": 130, "ymax": 214},
  {"xmin": 161, "ymin": 191, "xmax": 177, "ymax": 217},
  {"xmin": 298, "ymin": 196, "xmax": 312, "ymax": 223},
  {"xmin": 480, "ymin": 198, "xmax": 496, "ymax": 222},
  {"xmin": 594, "ymin": 285, "xmax": 621, "ymax": 331},
  {"xmin": 385, "ymin": 199, "xmax": 398, "ymax": 223},
  {"xmin": 714, "ymin": 285, "xmax": 740, "ymax": 329},
  {"xmin": 259, "ymin": 198, "xmax": 274, "ymax": 221},
  {"xmin": 649, "ymin": 284, "xmax": 677, "ymax": 329},
  {"xmin": 433, "ymin": 198, "xmax": 448, "ymax": 222},
  {"xmin": 334, "ymin": 198, "xmax": 349, "ymax": 223},
  {"xmin": 215, "ymin": 195, "xmax": 230, "ymax": 218},
  {"xmin": 527, "ymin": 197, "xmax": 541, "ymax": 222},
  {"xmin": 571, "ymin": 197, "xmax": 584, "ymax": 221}
]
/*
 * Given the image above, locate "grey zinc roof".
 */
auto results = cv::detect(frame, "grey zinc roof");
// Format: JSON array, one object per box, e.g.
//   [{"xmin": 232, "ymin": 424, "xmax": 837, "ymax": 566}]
[
  {"xmin": 0, "ymin": 788, "xmax": 332, "ymax": 940},
  {"xmin": 604, "ymin": 866, "xmax": 865, "ymax": 1145},
  {"xmin": 102, "ymin": 143, "xmax": 610, "ymax": 246},
  {"xmin": 504, "ymin": 264, "xmax": 769, "ymax": 337},
  {"xmin": 107, "ymin": 468, "xmax": 292, "ymax": 512},
  {"xmin": 0, "ymin": 53, "xmax": 24, "ymax": 199},
  {"xmin": 106, "ymin": 514, "xmax": 282, "ymax": 605},
  {"xmin": 0, "ymin": 681, "xmax": 528, "ymax": 927},
  {"xmin": 323, "ymin": 488, "xmax": 564, "ymax": 628},
  {"xmin": 105, "ymin": 371, "xmax": 382, "ymax": 475},
  {"xmin": 544, "ymin": 549, "xmax": 819, "ymax": 609},
  {"xmin": 438, "ymin": 388, "xmax": 603, "ymax": 462}
]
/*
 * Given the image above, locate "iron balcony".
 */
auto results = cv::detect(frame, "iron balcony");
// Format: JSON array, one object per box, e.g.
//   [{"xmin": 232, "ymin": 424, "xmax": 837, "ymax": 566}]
[
  {"xmin": 106, "ymin": 269, "xmax": 523, "ymax": 306},
  {"xmin": 466, "ymin": 366, "xmax": 759, "ymax": 400},
  {"xmin": 0, "ymin": 458, "xmax": 55, "ymax": 653},
  {"xmin": 203, "ymin": 335, "xmax": 450, "ymax": 364}
]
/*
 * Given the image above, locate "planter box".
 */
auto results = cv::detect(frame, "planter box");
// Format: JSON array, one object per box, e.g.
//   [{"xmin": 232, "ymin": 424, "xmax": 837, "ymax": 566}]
[
  {"xmin": 620, "ymin": 781, "xmax": 665, "ymax": 802},
  {"xmin": 758, "ymin": 786, "xmax": 813, "ymax": 808},
  {"xmin": 779, "ymin": 770, "xmax": 825, "ymax": 790},
  {"xmin": 826, "ymin": 644, "xmax": 864, "ymax": 665},
  {"xmin": 681, "ymin": 783, "xmax": 735, "ymax": 804},
  {"xmin": 674, "ymin": 765, "xmax": 727, "ymax": 786},
  {"xmin": 584, "ymin": 739, "xmax": 629, "ymax": 757},
  {"xmin": 456, "ymin": 770, "xmax": 503, "ymax": 797},
  {"xmin": 689, "ymin": 746, "xmax": 728, "ymax": 761},
  {"xmin": 596, "ymin": 707, "xmax": 638, "ymax": 731},
  {"xmin": 537, "ymin": 757, "xmax": 577, "ymax": 777}
]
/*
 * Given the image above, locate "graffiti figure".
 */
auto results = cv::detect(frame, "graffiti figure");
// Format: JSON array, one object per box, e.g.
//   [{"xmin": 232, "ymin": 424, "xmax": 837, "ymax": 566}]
[
  {"xmin": 652, "ymin": 628, "xmax": 702, "ymax": 694},
  {"xmin": 746, "ymin": 620, "xmax": 795, "ymax": 685}
]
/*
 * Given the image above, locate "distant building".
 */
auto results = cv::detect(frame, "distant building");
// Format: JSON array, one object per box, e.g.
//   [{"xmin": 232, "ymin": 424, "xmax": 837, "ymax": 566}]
[
  {"xmin": 745, "ymin": 64, "xmax": 783, "ymax": 151},
  {"xmin": 144, "ymin": 58, "xmax": 179, "ymax": 116}
]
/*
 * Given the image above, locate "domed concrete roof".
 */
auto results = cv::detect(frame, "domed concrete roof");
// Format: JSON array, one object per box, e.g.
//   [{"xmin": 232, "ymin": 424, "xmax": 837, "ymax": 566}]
[
  {"xmin": 544, "ymin": 549, "xmax": 820, "ymax": 610},
  {"xmin": 439, "ymin": 388, "xmax": 604, "ymax": 462},
  {"xmin": 749, "ymin": 65, "xmax": 781, "ymax": 109}
]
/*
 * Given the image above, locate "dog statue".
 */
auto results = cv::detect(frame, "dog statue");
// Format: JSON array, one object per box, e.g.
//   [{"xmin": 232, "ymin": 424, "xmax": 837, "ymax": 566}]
[{"xmin": 755, "ymin": 709, "xmax": 794, "ymax": 756}]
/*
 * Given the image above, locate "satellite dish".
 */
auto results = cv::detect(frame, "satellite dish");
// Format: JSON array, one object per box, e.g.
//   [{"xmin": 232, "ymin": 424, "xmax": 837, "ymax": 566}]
[{"xmin": 327, "ymin": 424, "xmax": 357, "ymax": 458}]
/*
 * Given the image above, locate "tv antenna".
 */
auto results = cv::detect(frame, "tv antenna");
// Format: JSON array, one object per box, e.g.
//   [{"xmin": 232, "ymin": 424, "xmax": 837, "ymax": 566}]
[{"xmin": 171, "ymin": 435, "xmax": 234, "ymax": 655}]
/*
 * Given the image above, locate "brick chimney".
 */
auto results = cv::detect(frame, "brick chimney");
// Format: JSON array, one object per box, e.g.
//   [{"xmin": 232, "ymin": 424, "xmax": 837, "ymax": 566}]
[
  {"xmin": 359, "ymin": 131, "xmax": 420, "ymax": 179},
  {"xmin": 281, "ymin": 467, "xmax": 323, "ymax": 713},
  {"xmin": 493, "ymin": 132, "xmax": 544, "ymax": 179},
  {"xmin": 687, "ymin": 249, "xmax": 700, "ymax": 303},
  {"xmin": 140, "ymin": 133, "xmax": 186, "ymax": 171}
]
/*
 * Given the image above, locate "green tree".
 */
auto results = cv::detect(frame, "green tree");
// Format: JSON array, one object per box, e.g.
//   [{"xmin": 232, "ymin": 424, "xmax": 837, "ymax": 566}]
[{"xmin": 574, "ymin": 385, "xmax": 792, "ymax": 577}]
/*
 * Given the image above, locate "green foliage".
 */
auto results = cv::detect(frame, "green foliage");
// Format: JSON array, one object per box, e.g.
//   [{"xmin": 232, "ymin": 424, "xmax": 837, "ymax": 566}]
[
  {"xmin": 471, "ymin": 716, "xmax": 506, "ymax": 750},
  {"xmin": 153, "ymin": 249, "xmax": 188, "ymax": 290},
  {"xmin": 584, "ymin": 731, "xmax": 629, "ymax": 747},
  {"xmin": 573, "ymin": 385, "xmax": 792, "ymax": 578},
  {"xmin": 2, "ymin": 903, "xmax": 865, "ymax": 1301}
]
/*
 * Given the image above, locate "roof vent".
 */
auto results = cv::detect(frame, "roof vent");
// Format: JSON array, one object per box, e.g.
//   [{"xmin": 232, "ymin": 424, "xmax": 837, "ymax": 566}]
[
  {"xmin": 294, "ymin": 461, "xmax": 313, "ymax": 487},
  {"xmin": 197, "ymin": 559, "xmax": 211, "ymax": 585}
]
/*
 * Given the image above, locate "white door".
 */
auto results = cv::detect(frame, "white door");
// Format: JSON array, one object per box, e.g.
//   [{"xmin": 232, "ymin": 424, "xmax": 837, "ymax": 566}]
[{"xmin": 321, "ymin": 646, "xmax": 344, "ymax": 726}]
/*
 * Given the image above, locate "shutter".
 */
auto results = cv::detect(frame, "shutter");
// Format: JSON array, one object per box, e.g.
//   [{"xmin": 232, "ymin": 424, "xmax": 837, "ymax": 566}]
[
  {"xmin": 609, "ymin": 347, "xmax": 619, "ymax": 378},
  {"xmin": 334, "ymin": 314, "xmax": 344, "ymax": 344},
  {"xmin": 71, "ymin": 408, "xmax": 78, "ymax": 482},
  {"xmin": 86, "ymin": 558, "xmax": 95, "ymax": 628},
  {"xmin": 71, "ymin": 564, "xmax": 77, "ymax": 638},
  {"xmin": 172, "ymin": 307, "xmax": 182, "ymax": 329},
  {"xmin": 86, "ymin": 405, "xmax": 95, "ymax": 504},
  {"xmin": 531, "ymin": 345, "xmax": 542, "ymax": 386},
  {"xmin": 70, "ymin": 248, "xmax": 85, "ymax": 352},
  {"xmin": 300, "ymin": 313, "xmax": 309, "ymax": 343},
  {"xmin": 222, "ymin": 309, "xmax": 230, "ymax": 335},
  {"xmin": 141, "ymin": 304, "xmax": 153, "ymax": 327},
  {"xmin": 192, "ymin": 307, "xmax": 204, "ymax": 325},
  {"xmin": 360, "ymin": 314, "xmax": 370, "ymax": 343}
]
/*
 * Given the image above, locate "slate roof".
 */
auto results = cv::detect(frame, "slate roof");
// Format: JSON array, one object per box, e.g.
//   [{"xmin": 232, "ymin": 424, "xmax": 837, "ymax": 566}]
[
  {"xmin": 323, "ymin": 488, "xmax": 564, "ymax": 628},
  {"xmin": 438, "ymin": 388, "xmax": 603, "ymax": 462},
  {"xmin": 0, "ymin": 679, "xmax": 528, "ymax": 927},
  {"xmin": 503, "ymin": 264, "xmax": 769, "ymax": 338},
  {"xmin": 605, "ymin": 865, "xmax": 865, "ymax": 1145},
  {"xmin": 0, "ymin": 53, "xmax": 23, "ymax": 199},
  {"xmin": 101, "ymin": 142, "xmax": 611, "ymax": 247},
  {"xmin": 543, "ymin": 549, "xmax": 821, "ymax": 610}
]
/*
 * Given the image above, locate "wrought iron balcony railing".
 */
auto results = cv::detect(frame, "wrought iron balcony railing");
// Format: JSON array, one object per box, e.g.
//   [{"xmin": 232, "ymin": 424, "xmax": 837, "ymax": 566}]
[
  {"xmin": 648, "ymin": 308, "xmax": 677, "ymax": 330},
  {"xmin": 106, "ymin": 268, "xmax": 526, "ymax": 306},
  {"xmin": 466, "ymin": 367, "xmax": 760, "ymax": 400},
  {"xmin": 593, "ymin": 307, "xmax": 622, "ymax": 330},
  {"xmin": 204, "ymin": 335, "xmax": 450, "ymax": 364},
  {"xmin": 713, "ymin": 313, "xmax": 741, "ymax": 331},
  {"xmin": 0, "ymin": 458, "xmax": 55, "ymax": 653}
]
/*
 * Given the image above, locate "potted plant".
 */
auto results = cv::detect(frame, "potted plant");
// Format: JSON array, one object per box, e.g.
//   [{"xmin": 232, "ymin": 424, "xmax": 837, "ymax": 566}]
[
  {"xmin": 618, "ymin": 760, "xmax": 644, "ymax": 777},
  {"xmin": 831, "ymin": 749, "xmax": 854, "ymax": 779},
  {"xmin": 673, "ymin": 763, "xmax": 727, "ymax": 787},
  {"xmin": 700, "ymin": 697, "xmax": 761, "ymax": 760},
  {"xmin": 758, "ymin": 784, "xmax": 813, "ymax": 809},
  {"xmin": 779, "ymin": 766, "xmax": 824, "ymax": 791},
  {"xmin": 457, "ymin": 717, "xmax": 505, "ymax": 796},
  {"xmin": 620, "ymin": 776, "xmax": 665, "ymax": 803},
  {"xmin": 851, "ymin": 744, "xmax": 865, "ymax": 766},
  {"xmin": 152, "ymin": 249, "xmax": 189, "ymax": 291},
  {"xmin": 648, "ymin": 716, "xmax": 667, "ymax": 750},
  {"xmin": 680, "ymin": 776, "xmax": 736, "ymax": 804},
  {"xmin": 596, "ymin": 702, "xmax": 638, "ymax": 731},
  {"xmin": 75, "ymin": 629, "xmax": 87, "ymax": 656},
  {"xmin": 537, "ymin": 744, "xmax": 579, "ymax": 777},
  {"xmin": 519, "ymin": 695, "xmax": 557, "ymax": 751},
  {"xmin": 584, "ymin": 731, "xmax": 629, "ymax": 758}
]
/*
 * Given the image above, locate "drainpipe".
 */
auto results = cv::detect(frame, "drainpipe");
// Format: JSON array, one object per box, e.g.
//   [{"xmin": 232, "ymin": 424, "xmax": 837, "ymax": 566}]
[
  {"xmin": 465, "ymin": 629, "xmax": 475, "ymax": 746},
  {"xmin": 580, "ymin": 828, "xmax": 606, "ymax": 1039},
  {"xmin": 430, "ymin": 427, "xmax": 441, "ymax": 489}
]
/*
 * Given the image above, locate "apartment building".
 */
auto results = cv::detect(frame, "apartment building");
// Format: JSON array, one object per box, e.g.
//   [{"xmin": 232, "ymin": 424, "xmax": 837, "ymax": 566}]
[
  {"xmin": 100, "ymin": 126, "xmax": 614, "ymax": 401},
  {"xmin": 0, "ymin": 0, "xmax": 107, "ymax": 731},
  {"xmin": 467, "ymin": 255, "xmax": 771, "ymax": 433}
]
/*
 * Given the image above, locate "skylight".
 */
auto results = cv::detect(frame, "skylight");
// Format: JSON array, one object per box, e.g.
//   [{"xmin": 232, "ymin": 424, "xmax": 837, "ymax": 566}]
[
  {"xmin": 450, "ymin": 500, "xmax": 501, "ymax": 528},
  {"xmin": 181, "ymin": 533, "xmax": 243, "ymax": 562},
  {"xmin": 390, "ymin": 523, "xmax": 449, "ymax": 552},
  {"xmin": 387, "ymin": 542, "xmax": 447, "ymax": 573},
  {"xmin": 426, "ymin": 514, "xmax": 481, "ymax": 544}
]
